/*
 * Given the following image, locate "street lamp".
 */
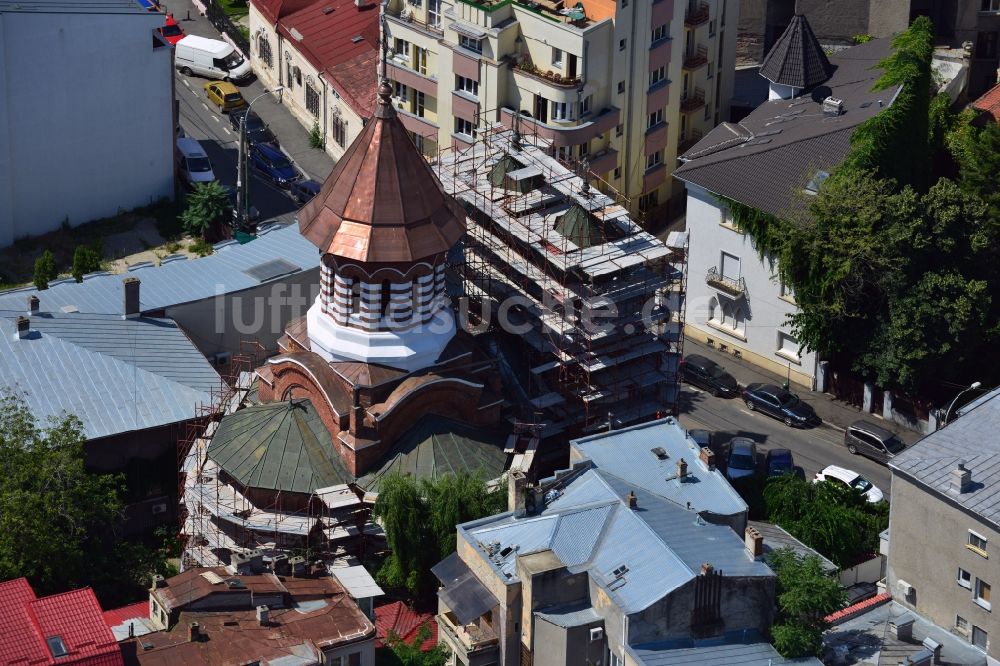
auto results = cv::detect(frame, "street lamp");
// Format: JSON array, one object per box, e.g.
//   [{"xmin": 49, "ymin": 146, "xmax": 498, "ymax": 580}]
[
  {"xmin": 234, "ymin": 86, "xmax": 284, "ymax": 230},
  {"xmin": 943, "ymin": 381, "xmax": 983, "ymax": 426}
]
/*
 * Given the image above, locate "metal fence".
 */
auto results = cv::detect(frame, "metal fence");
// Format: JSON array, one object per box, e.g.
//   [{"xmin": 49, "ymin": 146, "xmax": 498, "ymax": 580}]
[{"xmin": 204, "ymin": 0, "xmax": 251, "ymax": 55}]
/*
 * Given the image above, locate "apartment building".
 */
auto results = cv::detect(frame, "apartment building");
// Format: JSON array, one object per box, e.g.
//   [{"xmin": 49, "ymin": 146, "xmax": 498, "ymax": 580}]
[{"xmin": 383, "ymin": 0, "xmax": 737, "ymax": 220}]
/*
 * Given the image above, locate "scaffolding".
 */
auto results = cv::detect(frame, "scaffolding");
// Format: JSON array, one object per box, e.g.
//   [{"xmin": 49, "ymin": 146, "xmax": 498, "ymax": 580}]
[{"xmin": 431, "ymin": 122, "xmax": 688, "ymax": 438}]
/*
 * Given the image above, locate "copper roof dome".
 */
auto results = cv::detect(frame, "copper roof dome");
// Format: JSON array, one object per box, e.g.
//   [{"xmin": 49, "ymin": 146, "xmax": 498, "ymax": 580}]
[{"xmin": 298, "ymin": 80, "xmax": 466, "ymax": 263}]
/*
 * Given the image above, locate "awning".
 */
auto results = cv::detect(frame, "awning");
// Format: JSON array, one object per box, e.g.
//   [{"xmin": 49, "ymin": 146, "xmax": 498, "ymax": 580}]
[
  {"xmin": 449, "ymin": 21, "xmax": 487, "ymax": 40},
  {"xmin": 433, "ymin": 553, "xmax": 499, "ymax": 624}
]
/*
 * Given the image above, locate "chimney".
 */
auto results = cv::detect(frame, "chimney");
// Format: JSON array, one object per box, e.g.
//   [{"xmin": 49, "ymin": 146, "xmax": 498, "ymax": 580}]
[
  {"xmin": 509, "ymin": 470, "xmax": 528, "ymax": 517},
  {"xmin": 15, "ymin": 316, "xmax": 29, "ymax": 340},
  {"xmin": 27, "ymin": 295, "xmax": 39, "ymax": 315},
  {"xmin": 700, "ymin": 563, "xmax": 714, "ymax": 576},
  {"xmin": 699, "ymin": 447, "xmax": 715, "ymax": 471},
  {"xmin": 951, "ymin": 463, "xmax": 972, "ymax": 494},
  {"xmin": 627, "ymin": 491, "xmax": 637, "ymax": 509},
  {"xmin": 123, "ymin": 277, "xmax": 140, "ymax": 319},
  {"xmin": 745, "ymin": 526, "xmax": 764, "ymax": 558},
  {"xmin": 188, "ymin": 622, "xmax": 200, "ymax": 642},
  {"xmin": 151, "ymin": 574, "xmax": 166, "ymax": 589},
  {"xmin": 890, "ymin": 614, "xmax": 914, "ymax": 641},
  {"xmin": 676, "ymin": 458, "xmax": 688, "ymax": 480},
  {"xmin": 256, "ymin": 605, "xmax": 270, "ymax": 626}
]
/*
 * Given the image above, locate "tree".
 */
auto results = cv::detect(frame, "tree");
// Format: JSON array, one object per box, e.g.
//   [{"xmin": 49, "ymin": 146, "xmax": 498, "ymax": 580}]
[
  {"xmin": 422, "ymin": 472, "xmax": 507, "ymax": 559},
  {"xmin": 0, "ymin": 391, "xmax": 171, "ymax": 607},
  {"xmin": 71, "ymin": 245, "xmax": 102, "ymax": 283},
  {"xmin": 32, "ymin": 250, "xmax": 58, "ymax": 290},
  {"xmin": 180, "ymin": 180, "xmax": 230, "ymax": 238},
  {"xmin": 768, "ymin": 548, "xmax": 846, "ymax": 658},
  {"xmin": 380, "ymin": 624, "xmax": 449, "ymax": 666}
]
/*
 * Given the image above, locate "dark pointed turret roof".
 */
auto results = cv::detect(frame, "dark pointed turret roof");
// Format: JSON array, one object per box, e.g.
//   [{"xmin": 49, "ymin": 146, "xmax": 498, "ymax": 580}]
[
  {"xmin": 759, "ymin": 14, "xmax": 832, "ymax": 90},
  {"xmin": 298, "ymin": 80, "xmax": 466, "ymax": 264}
]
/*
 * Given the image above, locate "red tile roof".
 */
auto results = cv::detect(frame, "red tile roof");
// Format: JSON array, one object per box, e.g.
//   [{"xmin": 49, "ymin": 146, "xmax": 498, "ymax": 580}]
[
  {"xmin": 252, "ymin": 0, "xmax": 316, "ymax": 25},
  {"xmin": 972, "ymin": 82, "xmax": 1000, "ymax": 123},
  {"xmin": 0, "ymin": 578, "xmax": 124, "ymax": 666},
  {"xmin": 275, "ymin": 0, "xmax": 379, "ymax": 117},
  {"xmin": 375, "ymin": 601, "xmax": 437, "ymax": 651},
  {"xmin": 824, "ymin": 592, "xmax": 892, "ymax": 626},
  {"xmin": 103, "ymin": 601, "xmax": 150, "ymax": 630}
]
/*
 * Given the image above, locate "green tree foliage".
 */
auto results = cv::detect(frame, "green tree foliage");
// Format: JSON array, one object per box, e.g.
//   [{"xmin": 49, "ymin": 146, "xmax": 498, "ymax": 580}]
[
  {"xmin": 0, "ymin": 391, "xmax": 172, "ymax": 607},
  {"xmin": 180, "ymin": 181, "xmax": 230, "ymax": 238},
  {"xmin": 372, "ymin": 472, "xmax": 506, "ymax": 598},
  {"xmin": 768, "ymin": 548, "xmax": 846, "ymax": 658},
  {"xmin": 380, "ymin": 624, "xmax": 450, "ymax": 666},
  {"xmin": 32, "ymin": 250, "xmax": 58, "ymax": 290},
  {"xmin": 763, "ymin": 475, "xmax": 888, "ymax": 568},
  {"xmin": 71, "ymin": 245, "xmax": 102, "ymax": 283}
]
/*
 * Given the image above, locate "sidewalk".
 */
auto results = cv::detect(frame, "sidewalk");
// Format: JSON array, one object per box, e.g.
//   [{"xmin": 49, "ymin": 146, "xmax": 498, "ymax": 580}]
[
  {"xmin": 249, "ymin": 91, "xmax": 335, "ymax": 182},
  {"xmin": 683, "ymin": 337, "xmax": 924, "ymax": 445}
]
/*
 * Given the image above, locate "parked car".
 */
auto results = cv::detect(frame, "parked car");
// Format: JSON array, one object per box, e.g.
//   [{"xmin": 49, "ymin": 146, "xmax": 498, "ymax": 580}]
[
  {"xmin": 726, "ymin": 437, "xmax": 757, "ymax": 481},
  {"xmin": 290, "ymin": 179, "xmax": 322, "ymax": 206},
  {"xmin": 176, "ymin": 35, "xmax": 252, "ymax": 81},
  {"xmin": 679, "ymin": 354, "xmax": 739, "ymax": 397},
  {"xmin": 136, "ymin": 0, "xmax": 160, "ymax": 11},
  {"xmin": 250, "ymin": 142, "xmax": 300, "ymax": 188},
  {"xmin": 176, "ymin": 138, "xmax": 215, "ymax": 188},
  {"xmin": 765, "ymin": 448, "xmax": 794, "ymax": 478},
  {"xmin": 229, "ymin": 109, "xmax": 279, "ymax": 147},
  {"xmin": 844, "ymin": 420, "xmax": 906, "ymax": 464},
  {"xmin": 742, "ymin": 383, "xmax": 817, "ymax": 427},
  {"xmin": 204, "ymin": 81, "xmax": 246, "ymax": 113},
  {"xmin": 157, "ymin": 15, "xmax": 184, "ymax": 45},
  {"xmin": 687, "ymin": 429, "xmax": 712, "ymax": 450},
  {"xmin": 814, "ymin": 465, "xmax": 884, "ymax": 503}
]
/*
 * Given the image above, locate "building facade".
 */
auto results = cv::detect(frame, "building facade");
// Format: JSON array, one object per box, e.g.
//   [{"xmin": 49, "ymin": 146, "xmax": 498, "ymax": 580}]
[
  {"xmin": 0, "ymin": 1, "xmax": 174, "ymax": 248},
  {"xmin": 382, "ymin": 0, "xmax": 737, "ymax": 220}
]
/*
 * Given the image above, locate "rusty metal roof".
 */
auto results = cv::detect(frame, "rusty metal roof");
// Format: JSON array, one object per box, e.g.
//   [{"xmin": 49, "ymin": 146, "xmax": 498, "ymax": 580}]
[{"xmin": 298, "ymin": 81, "xmax": 466, "ymax": 263}]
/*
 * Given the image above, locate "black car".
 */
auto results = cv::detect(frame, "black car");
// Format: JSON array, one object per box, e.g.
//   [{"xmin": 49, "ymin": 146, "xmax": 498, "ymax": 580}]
[
  {"xmin": 679, "ymin": 354, "xmax": 739, "ymax": 397},
  {"xmin": 742, "ymin": 383, "xmax": 817, "ymax": 427},
  {"xmin": 230, "ymin": 108, "xmax": 279, "ymax": 147},
  {"xmin": 290, "ymin": 179, "xmax": 322, "ymax": 206},
  {"xmin": 765, "ymin": 448, "xmax": 794, "ymax": 478},
  {"xmin": 844, "ymin": 420, "xmax": 906, "ymax": 464}
]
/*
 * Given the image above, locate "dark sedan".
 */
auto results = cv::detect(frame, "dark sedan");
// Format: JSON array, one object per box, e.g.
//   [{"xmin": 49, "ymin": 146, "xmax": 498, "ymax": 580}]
[
  {"xmin": 679, "ymin": 354, "xmax": 739, "ymax": 397},
  {"xmin": 230, "ymin": 109, "xmax": 279, "ymax": 147},
  {"xmin": 765, "ymin": 448, "xmax": 795, "ymax": 478},
  {"xmin": 742, "ymin": 383, "xmax": 817, "ymax": 427},
  {"xmin": 250, "ymin": 142, "xmax": 300, "ymax": 189}
]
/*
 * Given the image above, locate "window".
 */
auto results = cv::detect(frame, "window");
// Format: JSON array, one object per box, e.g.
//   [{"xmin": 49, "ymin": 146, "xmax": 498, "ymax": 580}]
[
  {"xmin": 639, "ymin": 191, "xmax": 658, "ymax": 212},
  {"xmin": 978, "ymin": 31, "xmax": 998, "ymax": 59},
  {"xmin": 777, "ymin": 332, "xmax": 800, "ymax": 361},
  {"xmin": 647, "ymin": 108, "xmax": 664, "ymax": 129},
  {"xmin": 976, "ymin": 579, "xmax": 992, "ymax": 610},
  {"xmin": 619, "ymin": 38, "xmax": 626, "ymax": 51},
  {"xmin": 617, "ymin": 80, "xmax": 625, "ymax": 94},
  {"xmin": 46, "ymin": 637, "xmax": 68, "ymax": 658},
  {"xmin": 258, "ymin": 35, "xmax": 273, "ymax": 68},
  {"xmin": 578, "ymin": 141, "xmax": 589, "ymax": 157},
  {"xmin": 333, "ymin": 115, "xmax": 347, "ymax": 147},
  {"xmin": 348, "ymin": 653, "xmax": 362, "ymax": 666},
  {"xmin": 621, "ymin": 0, "xmax": 627, "ymax": 7},
  {"xmin": 428, "ymin": 0, "xmax": 441, "ymax": 26},
  {"xmin": 580, "ymin": 94, "xmax": 592, "ymax": 115},
  {"xmin": 305, "ymin": 83, "xmax": 320, "ymax": 117},
  {"xmin": 973, "ymin": 625, "xmax": 988, "ymax": 651},
  {"xmin": 708, "ymin": 62, "xmax": 714, "ymax": 78},
  {"xmin": 969, "ymin": 530, "xmax": 989, "ymax": 556},
  {"xmin": 651, "ymin": 23, "xmax": 667, "ymax": 43},
  {"xmin": 380, "ymin": 280, "xmax": 392, "ymax": 318},
  {"xmin": 780, "ymin": 280, "xmax": 795, "ymax": 301},
  {"xmin": 415, "ymin": 91, "xmax": 426, "ymax": 117},
  {"xmin": 709, "ymin": 19, "xmax": 716, "ymax": 36},
  {"xmin": 551, "ymin": 101, "xmax": 570, "ymax": 120},
  {"xmin": 414, "ymin": 46, "xmax": 429, "ymax": 74},
  {"xmin": 456, "ymin": 75, "xmax": 479, "ymax": 96},
  {"xmin": 613, "ymin": 166, "xmax": 621, "ymax": 179},
  {"xmin": 646, "ymin": 150, "xmax": 662, "ymax": 170},
  {"xmin": 983, "ymin": 0, "xmax": 1000, "ymax": 11},
  {"xmin": 460, "ymin": 35, "xmax": 483, "ymax": 53},
  {"xmin": 720, "ymin": 251, "xmax": 740, "ymax": 280},
  {"xmin": 393, "ymin": 38, "xmax": 411, "ymax": 61},
  {"xmin": 455, "ymin": 117, "xmax": 477, "ymax": 137},
  {"xmin": 350, "ymin": 281, "xmax": 361, "ymax": 315},
  {"xmin": 957, "ymin": 615, "xmax": 969, "ymax": 631},
  {"xmin": 615, "ymin": 123, "xmax": 623, "ymax": 137},
  {"xmin": 294, "ymin": 66, "xmax": 302, "ymax": 86},
  {"xmin": 552, "ymin": 47, "xmax": 563, "ymax": 66},
  {"xmin": 650, "ymin": 65, "xmax": 666, "ymax": 86},
  {"xmin": 395, "ymin": 81, "xmax": 410, "ymax": 104},
  {"xmin": 959, "ymin": 568, "xmax": 973, "ymax": 588},
  {"xmin": 705, "ymin": 102, "xmax": 712, "ymax": 120}
]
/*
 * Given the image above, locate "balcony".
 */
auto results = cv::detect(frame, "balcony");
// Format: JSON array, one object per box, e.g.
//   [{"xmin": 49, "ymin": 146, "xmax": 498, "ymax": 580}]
[
  {"xmin": 678, "ymin": 128, "xmax": 703, "ymax": 153},
  {"xmin": 706, "ymin": 266, "xmax": 747, "ymax": 296},
  {"xmin": 513, "ymin": 60, "xmax": 581, "ymax": 88},
  {"xmin": 499, "ymin": 106, "xmax": 620, "ymax": 148},
  {"xmin": 437, "ymin": 611, "xmax": 500, "ymax": 654},
  {"xmin": 385, "ymin": 3, "xmax": 444, "ymax": 36},
  {"xmin": 683, "ymin": 45, "xmax": 709, "ymax": 70},
  {"xmin": 685, "ymin": 1, "xmax": 709, "ymax": 26},
  {"xmin": 680, "ymin": 87, "xmax": 705, "ymax": 113}
]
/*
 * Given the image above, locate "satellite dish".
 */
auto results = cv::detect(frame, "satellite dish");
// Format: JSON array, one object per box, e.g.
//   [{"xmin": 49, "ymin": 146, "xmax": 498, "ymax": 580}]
[{"xmin": 810, "ymin": 85, "xmax": 833, "ymax": 103}]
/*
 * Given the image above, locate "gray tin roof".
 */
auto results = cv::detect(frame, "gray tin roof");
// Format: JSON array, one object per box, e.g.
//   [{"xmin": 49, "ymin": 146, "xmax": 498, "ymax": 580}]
[
  {"xmin": 890, "ymin": 388, "xmax": 1000, "ymax": 529},
  {"xmin": 535, "ymin": 603, "xmax": 601, "ymax": 628},
  {"xmin": 631, "ymin": 630, "xmax": 822, "ymax": 666},
  {"xmin": 0, "ymin": 223, "xmax": 318, "ymax": 317},
  {"xmin": 0, "ymin": 312, "xmax": 220, "ymax": 440},
  {"xmin": 0, "ymin": 0, "xmax": 148, "ymax": 13}
]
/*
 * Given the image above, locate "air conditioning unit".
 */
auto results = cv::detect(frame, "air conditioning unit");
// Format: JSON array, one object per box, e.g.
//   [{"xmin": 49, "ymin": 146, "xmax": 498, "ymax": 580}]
[
  {"xmin": 896, "ymin": 579, "xmax": 914, "ymax": 597},
  {"xmin": 151, "ymin": 503, "xmax": 168, "ymax": 515},
  {"xmin": 589, "ymin": 627, "xmax": 604, "ymax": 642}
]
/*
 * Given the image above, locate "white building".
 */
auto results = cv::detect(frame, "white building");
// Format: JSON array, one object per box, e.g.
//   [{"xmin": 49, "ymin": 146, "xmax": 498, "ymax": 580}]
[
  {"xmin": 0, "ymin": 0, "xmax": 175, "ymax": 248},
  {"xmin": 674, "ymin": 17, "xmax": 898, "ymax": 388}
]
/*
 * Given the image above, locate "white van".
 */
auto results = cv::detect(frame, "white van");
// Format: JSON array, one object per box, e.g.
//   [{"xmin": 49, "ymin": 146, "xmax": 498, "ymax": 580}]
[
  {"xmin": 176, "ymin": 138, "xmax": 216, "ymax": 187},
  {"xmin": 175, "ymin": 35, "xmax": 252, "ymax": 82}
]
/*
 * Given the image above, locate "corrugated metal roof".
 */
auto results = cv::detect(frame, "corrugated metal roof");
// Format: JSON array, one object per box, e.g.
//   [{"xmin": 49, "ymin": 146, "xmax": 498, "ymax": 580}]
[
  {"xmin": 631, "ymin": 632, "xmax": 822, "ymax": 665},
  {"xmin": 207, "ymin": 399, "xmax": 352, "ymax": 495},
  {"xmin": 890, "ymin": 388, "xmax": 1000, "ymax": 529},
  {"xmin": 0, "ymin": 223, "xmax": 319, "ymax": 317},
  {"xmin": 571, "ymin": 417, "xmax": 747, "ymax": 519},
  {"xmin": 0, "ymin": 312, "xmax": 220, "ymax": 440},
  {"xmin": 535, "ymin": 603, "xmax": 601, "ymax": 628}
]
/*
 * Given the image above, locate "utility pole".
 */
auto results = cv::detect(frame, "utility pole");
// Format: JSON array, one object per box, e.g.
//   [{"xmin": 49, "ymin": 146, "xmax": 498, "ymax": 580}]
[{"xmin": 234, "ymin": 87, "xmax": 283, "ymax": 231}]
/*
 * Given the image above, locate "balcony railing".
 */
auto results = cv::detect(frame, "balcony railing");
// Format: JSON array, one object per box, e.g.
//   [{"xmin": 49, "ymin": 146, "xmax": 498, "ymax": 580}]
[
  {"xmin": 513, "ymin": 60, "xmax": 582, "ymax": 88},
  {"xmin": 683, "ymin": 45, "xmax": 709, "ymax": 70},
  {"xmin": 437, "ymin": 612, "xmax": 499, "ymax": 653},
  {"xmin": 386, "ymin": 3, "xmax": 445, "ymax": 36},
  {"xmin": 678, "ymin": 128, "xmax": 704, "ymax": 153},
  {"xmin": 706, "ymin": 267, "xmax": 746, "ymax": 296},
  {"xmin": 685, "ymin": 1, "xmax": 710, "ymax": 26},
  {"xmin": 680, "ymin": 87, "xmax": 706, "ymax": 113}
]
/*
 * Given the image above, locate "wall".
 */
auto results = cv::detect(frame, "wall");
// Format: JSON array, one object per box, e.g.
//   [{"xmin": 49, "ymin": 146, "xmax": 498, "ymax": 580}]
[
  {"xmin": 324, "ymin": 637, "xmax": 375, "ymax": 666},
  {"xmin": 954, "ymin": 5, "xmax": 1000, "ymax": 99},
  {"xmin": 887, "ymin": 473, "xmax": 1000, "ymax": 658},
  {"xmin": 533, "ymin": 616, "xmax": 605, "ymax": 666},
  {"xmin": 0, "ymin": 10, "xmax": 174, "ymax": 248},
  {"xmin": 683, "ymin": 184, "xmax": 817, "ymax": 387}
]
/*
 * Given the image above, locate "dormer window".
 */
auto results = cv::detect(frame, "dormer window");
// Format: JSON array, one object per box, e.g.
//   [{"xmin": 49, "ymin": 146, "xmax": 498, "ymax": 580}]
[{"xmin": 46, "ymin": 636, "xmax": 68, "ymax": 659}]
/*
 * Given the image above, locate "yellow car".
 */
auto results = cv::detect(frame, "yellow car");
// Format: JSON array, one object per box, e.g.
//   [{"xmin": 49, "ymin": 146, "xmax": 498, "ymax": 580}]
[{"xmin": 204, "ymin": 81, "xmax": 246, "ymax": 113}]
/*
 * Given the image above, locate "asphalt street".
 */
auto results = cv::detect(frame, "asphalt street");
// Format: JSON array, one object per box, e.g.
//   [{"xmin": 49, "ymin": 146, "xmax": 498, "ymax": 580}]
[{"xmin": 676, "ymin": 383, "xmax": 893, "ymax": 497}]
